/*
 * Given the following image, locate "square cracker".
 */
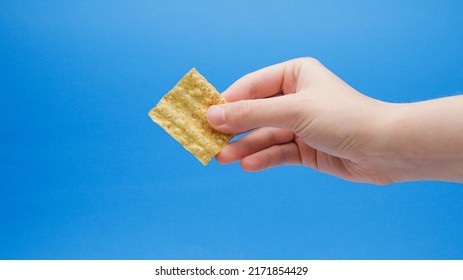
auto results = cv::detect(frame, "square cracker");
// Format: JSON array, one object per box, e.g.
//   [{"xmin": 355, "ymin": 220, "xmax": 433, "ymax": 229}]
[{"xmin": 148, "ymin": 68, "xmax": 233, "ymax": 165}]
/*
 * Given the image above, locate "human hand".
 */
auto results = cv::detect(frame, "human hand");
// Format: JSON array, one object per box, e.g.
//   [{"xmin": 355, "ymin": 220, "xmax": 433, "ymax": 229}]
[
  {"xmin": 207, "ymin": 58, "xmax": 463, "ymax": 185},
  {"xmin": 206, "ymin": 58, "xmax": 391, "ymax": 184}
]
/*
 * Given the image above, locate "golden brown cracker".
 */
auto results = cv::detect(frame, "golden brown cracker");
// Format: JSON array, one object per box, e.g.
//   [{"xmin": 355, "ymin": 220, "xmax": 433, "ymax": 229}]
[{"xmin": 148, "ymin": 68, "xmax": 233, "ymax": 165}]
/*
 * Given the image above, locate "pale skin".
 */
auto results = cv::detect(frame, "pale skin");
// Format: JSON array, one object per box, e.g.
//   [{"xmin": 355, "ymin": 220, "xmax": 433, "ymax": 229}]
[{"xmin": 206, "ymin": 57, "xmax": 463, "ymax": 185}]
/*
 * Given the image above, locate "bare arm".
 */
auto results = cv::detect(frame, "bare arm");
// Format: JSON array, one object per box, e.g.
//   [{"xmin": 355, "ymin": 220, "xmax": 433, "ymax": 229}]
[
  {"xmin": 376, "ymin": 96, "xmax": 463, "ymax": 183},
  {"xmin": 206, "ymin": 58, "xmax": 463, "ymax": 185}
]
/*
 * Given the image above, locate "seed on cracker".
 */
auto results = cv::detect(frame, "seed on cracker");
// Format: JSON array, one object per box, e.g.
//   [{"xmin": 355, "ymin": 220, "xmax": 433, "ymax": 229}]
[{"xmin": 148, "ymin": 68, "xmax": 233, "ymax": 165}]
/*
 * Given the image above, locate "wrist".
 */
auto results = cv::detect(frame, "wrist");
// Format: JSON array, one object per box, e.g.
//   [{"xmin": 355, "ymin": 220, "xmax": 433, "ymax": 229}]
[{"xmin": 375, "ymin": 98, "xmax": 463, "ymax": 183}]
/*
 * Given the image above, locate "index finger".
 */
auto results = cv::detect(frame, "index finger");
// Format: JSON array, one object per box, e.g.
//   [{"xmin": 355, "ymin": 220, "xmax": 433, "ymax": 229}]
[{"xmin": 222, "ymin": 58, "xmax": 304, "ymax": 102}]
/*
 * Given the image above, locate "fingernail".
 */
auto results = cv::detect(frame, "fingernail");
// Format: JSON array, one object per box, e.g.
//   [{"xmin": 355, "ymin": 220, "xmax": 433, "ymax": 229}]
[{"xmin": 207, "ymin": 105, "xmax": 225, "ymax": 126}]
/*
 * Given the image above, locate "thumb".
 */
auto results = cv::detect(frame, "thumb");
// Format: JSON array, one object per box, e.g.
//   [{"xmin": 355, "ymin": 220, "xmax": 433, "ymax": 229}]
[{"xmin": 207, "ymin": 94, "xmax": 304, "ymax": 134}]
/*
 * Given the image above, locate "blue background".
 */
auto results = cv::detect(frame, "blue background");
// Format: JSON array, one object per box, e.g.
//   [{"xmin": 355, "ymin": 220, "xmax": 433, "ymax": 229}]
[{"xmin": 1, "ymin": 0, "xmax": 463, "ymax": 259}]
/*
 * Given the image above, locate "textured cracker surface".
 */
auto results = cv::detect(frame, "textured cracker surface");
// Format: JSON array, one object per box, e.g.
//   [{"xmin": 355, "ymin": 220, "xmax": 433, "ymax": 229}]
[{"xmin": 148, "ymin": 68, "xmax": 233, "ymax": 165}]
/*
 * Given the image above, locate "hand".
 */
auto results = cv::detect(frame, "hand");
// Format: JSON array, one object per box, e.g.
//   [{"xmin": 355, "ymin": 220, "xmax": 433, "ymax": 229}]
[{"xmin": 207, "ymin": 58, "xmax": 463, "ymax": 185}]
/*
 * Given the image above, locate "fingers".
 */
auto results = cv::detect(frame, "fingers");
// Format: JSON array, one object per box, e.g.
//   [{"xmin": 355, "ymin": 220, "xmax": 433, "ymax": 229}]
[
  {"xmin": 216, "ymin": 130, "xmax": 319, "ymax": 172},
  {"xmin": 240, "ymin": 142, "xmax": 302, "ymax": 172},
  {"xmin": 207, "ymin": 58, "xmax": 323, "ymax": 134},
  {"xmin": 216, "ymin": 127, "xmax": 294, "ymax": 164},
  {"xmin": 207, "ymin": 94, "xmax": 305, "ymax": 134},
  {"xmin": 222, "ymin": 58, "xmax": 304, "ymax": 102}
]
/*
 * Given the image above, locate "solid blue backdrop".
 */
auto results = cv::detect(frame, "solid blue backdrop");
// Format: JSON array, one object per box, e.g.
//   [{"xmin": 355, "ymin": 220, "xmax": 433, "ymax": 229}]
[{"xmin": 1, "ymin": 0, "xmax": 462, "ymax": 259}]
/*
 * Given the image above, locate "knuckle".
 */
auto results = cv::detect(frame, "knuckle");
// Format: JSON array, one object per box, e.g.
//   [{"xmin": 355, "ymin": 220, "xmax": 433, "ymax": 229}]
[
  {"xmin": 305, "ymin": 56, "xmax": 321, "ymax": 65},
  {"xmin": 228, "ymin": 100, "xmax": 255, "ymax": 124},
  {"xmin": 293, "ymin": 57, "xmax": 320, "ymax": 66},
  {"xmin": 276, "ymin": 145, "xmax": 288, "ymax": 164},
  {"xmin": 264, "ymin": 127, "xmax": 278, "ymax": 143},
  {"xmin": 239, "ymin": 73, "xmax": 259, "ymax": 99}
]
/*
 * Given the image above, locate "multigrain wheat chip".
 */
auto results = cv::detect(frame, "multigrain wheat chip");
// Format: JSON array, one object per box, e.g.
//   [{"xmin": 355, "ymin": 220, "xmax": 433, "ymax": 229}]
[{"xmin": 148, "ymin": 68, "xmax": 233, "ymax": 165}]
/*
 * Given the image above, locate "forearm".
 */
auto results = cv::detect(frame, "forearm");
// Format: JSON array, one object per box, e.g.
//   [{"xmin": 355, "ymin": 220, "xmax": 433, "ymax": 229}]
[{"xmin": 378, "ymin": 95, "xmax": 463, "ymax": 183}]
